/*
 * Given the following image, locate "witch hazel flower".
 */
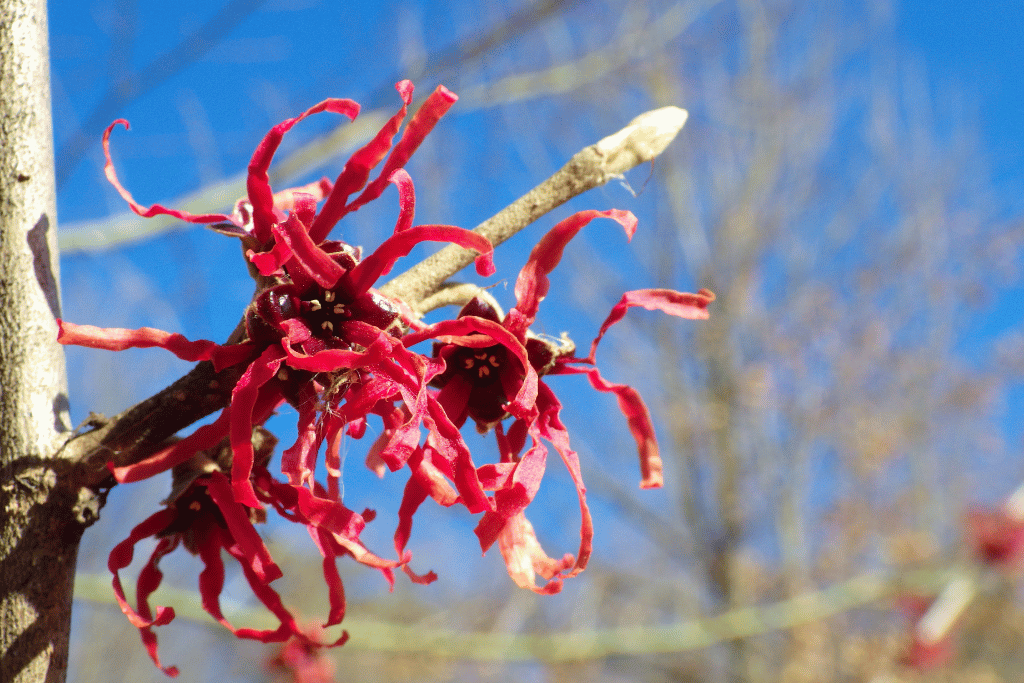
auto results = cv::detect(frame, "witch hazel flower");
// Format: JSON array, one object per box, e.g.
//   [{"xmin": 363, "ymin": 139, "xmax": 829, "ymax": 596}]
[
  {"xmin": 58, "ymin": 81, "xmax": 495, "ymax": 672},
  {"xmin": 108, "ymin": 435, "xmax": 301, "ymax": 677},
  {"xmin": 397, "ymin": 209, "xmax": 714, "ymax": 593}
]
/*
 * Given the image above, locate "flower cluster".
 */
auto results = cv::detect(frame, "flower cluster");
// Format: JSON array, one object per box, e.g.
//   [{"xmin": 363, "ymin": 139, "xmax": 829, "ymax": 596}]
[{"xmin": 59, "ymin": 80, "xmax": 713, "ymax": 675}]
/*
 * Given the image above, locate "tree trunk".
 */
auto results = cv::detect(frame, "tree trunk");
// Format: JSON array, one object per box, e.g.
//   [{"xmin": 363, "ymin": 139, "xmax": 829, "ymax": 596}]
[{"xmin": 0, "ymin": 1, "xmax": 79, "ymax": 681}]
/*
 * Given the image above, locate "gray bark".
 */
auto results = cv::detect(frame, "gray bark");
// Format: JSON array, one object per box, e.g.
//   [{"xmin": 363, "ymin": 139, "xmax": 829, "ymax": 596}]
[{"xmin": 0, "ymin": 1, "xmax": 78, "ymax": 681}]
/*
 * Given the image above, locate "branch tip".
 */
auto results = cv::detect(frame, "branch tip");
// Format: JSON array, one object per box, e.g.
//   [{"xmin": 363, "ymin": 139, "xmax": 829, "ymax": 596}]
[{"xmin": 594, "ymin": 106, "xmax": 689, "ymax": 173}]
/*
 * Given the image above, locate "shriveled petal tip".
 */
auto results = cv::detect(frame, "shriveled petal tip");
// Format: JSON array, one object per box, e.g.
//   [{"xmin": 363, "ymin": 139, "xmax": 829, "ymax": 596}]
[{"xmin": 497, "ymin": 512, "xmax": 573, "ymax": 595}]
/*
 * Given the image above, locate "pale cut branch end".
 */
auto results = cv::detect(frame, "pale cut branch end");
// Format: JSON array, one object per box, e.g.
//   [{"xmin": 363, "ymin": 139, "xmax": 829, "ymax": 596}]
[{"xmin": 594, "ymin": 106, "xmax": 689, "ymax": 177}]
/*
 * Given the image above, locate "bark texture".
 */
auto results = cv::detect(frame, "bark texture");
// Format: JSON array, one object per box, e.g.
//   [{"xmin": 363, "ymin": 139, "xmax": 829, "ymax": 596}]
[{"xmin": 0, "ymin": 1, "xmax": 78, "ymax": 681}]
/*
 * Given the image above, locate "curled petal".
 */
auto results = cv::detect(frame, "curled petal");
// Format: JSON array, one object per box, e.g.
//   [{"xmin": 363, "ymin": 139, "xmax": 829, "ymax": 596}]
[
  {"xmin": 280, "ymin": 336, "xmax": 382, "ymax": 373},
  {"xmin": 219, "ymin": 539, "xmax": 302, "ymax": 643},
  {"xmin": 103, "ymin": 120, "xmax": 231, "ymax": 226},
  {"xmin": 423, "ymin": 398, "xmax": 491, "ymax": 513},
  {"xmin": 205, "ymin": 472, "xmax": 283, "ymax": 584},
  {"xmin": 533, "ymin": 385, "xmax": 594, "ymax": 576},
  {"xmin": 474, "ymin": 439, "xmax": 548, "ymax": 552},
  {"xmin": 585, "ymin": 288, "xmax": 714, "ymax": 363},
  {"xmin": 247, "ymin": 98, "xmax": 361, "ymax": 243},
  {"xmin": 307, "ymin": 527, "xmax": 347, "ymax": 627},
  {"xmin": 229, "ymin": 346, "xmax": 286, "ymax": 506},
  {"xmin": 280, "ymin": 384, "xmax": 321, "ymax": 486},
  {"xmin": 249, "ymin": 239, "xmax": 293, "ymax": 278},
  {"xmin": 409, "ymin": 447, "xmax": 459, "ymax": 505},
  {"xmin": 346, "ymin": 84, "xmax": 459, "ymax": 214},
  {"xmin": 108, "ymin": 509, "xmax": 178, "ymax": 629},
  {"xmin": 394, "ymin": 475, "xmax": 428, "ymax": 562},
  {"xmin": 505, "ymin": 209, "xmax": 637, "ymax": 337},
  {"xmin": 248, "ymin": 191, "xmax": 320, "ymax": 276},
  {"xmin": 309, "ymin": 80, "xmax": 416, "ymax": 243},
  {"xmin": 476, "ymin": 461, "xmax": 517, "ymax": 491},
  {"xmin": 364, "ymin": 404, "xmax": 408, "ymax": 477},
  {"xmin": 272, "ymin": 178, "xmax": 333, "ymax": 213},
  {"xmin": 271, "ymin": 213, "xmax": 346, "ymax": 289},
  {"xmin": 110, "ymin": 407, "xmax": 231, "ymax": 483},
  {"xmin": 323, "ymin": 412, "xmax": 347, "ymax": 500},
  {"xmin": 107, "ymin": 509, "xmax": 180, "ymax": 676},
  {"xmin": 390, "ymin": 466, "xmax": 442, "ymax": 585},
  {"xmin": 342, "ymin": 224, "xmax": 494, "ymax": 298},
  {"xmin": 389, "ymin": 168, "xmax": 416, "ymax": 233},
  {"xmin": 557, "ymin": 365, "xmax": 663, "ymax": 489}
]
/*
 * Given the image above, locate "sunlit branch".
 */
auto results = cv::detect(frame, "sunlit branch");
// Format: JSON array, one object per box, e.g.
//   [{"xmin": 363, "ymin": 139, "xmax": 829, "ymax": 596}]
[
  {"xmin": 415, "ymin": 282, "xmax": 503, "ymax": 317},
  {"xmin": 381, "ymin": 105, "xmax": 689, "ymax": 312}
]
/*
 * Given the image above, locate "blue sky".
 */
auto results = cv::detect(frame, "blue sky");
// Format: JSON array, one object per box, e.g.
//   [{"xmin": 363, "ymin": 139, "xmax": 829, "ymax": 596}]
[
  {"xmin": 899, "ymin": 1, "xmax": 1024, "ymax": 201},
  {"xmin": 51, "ymin": 1, "xmax": 1024, "ymax": 678},
  {"xmin": 898, "ymin": 2, "xmax": 1024, "ymax": 431}
]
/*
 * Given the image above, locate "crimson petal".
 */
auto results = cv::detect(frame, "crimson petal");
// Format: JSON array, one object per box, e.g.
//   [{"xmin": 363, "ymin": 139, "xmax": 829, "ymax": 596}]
[
  {"xmin": 307, "ymin": 80, "xmax": 416, "ymax": 243},
  {"xmin": 229, "ymin": 345, "xmax": 286, "ymax": 506},
  {"xmin": 505, "ymin": 208, "xmax": 638, "ymax": 335},
  {"xmin": 584, "ymin": 288, "xmax": 714, "ymax": 363},
  {"xmin": 107, "ymin": 509, "xmax": 180, "ymax": 676},
  {"xmin": 247, "ymin": 98, "xmax": 361, "ymax": 243},
  {"xmin": 205, "ymin": 472, "xmax": 283, "ymax": 583},
  {"xmin": 557, "ymin": 364, "xmax": 664, "ymax": 489},
  {"xmin": 103, "ymin": 120, "xmax": 231, "ymax": 227},
  {"xmin": 389, "ymin": 169, "xmax": 416, "ymax": 232},
  {"xmin": 110, "ymin": 407, "xmax": 231, "ymax": 483},
  {"xmin": 57, "ymin": 320, "xmax": 254, "ymax": 371},
  {"xmin": 342, "ymin": 224, "xmax": 494, "ymax": 298},
  {"xmin": 344, "ymin": 85, "xmax": 458, "ymax": 217},
  {"xmin": 505, "ymin": 209, "xmax": 637, "ymax": 337}
]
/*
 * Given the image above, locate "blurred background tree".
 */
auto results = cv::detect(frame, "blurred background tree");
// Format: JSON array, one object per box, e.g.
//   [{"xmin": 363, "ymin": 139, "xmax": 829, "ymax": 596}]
[{"xmin": 52, "ymin": 0, "xmax": 1024, "ymax": 681}]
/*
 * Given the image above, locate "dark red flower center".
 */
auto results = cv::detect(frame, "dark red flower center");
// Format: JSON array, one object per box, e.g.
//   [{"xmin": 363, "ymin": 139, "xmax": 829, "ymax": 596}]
[{"xmin": 457, "ymin": 347, "xmax": 507, "ymax": 384}]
